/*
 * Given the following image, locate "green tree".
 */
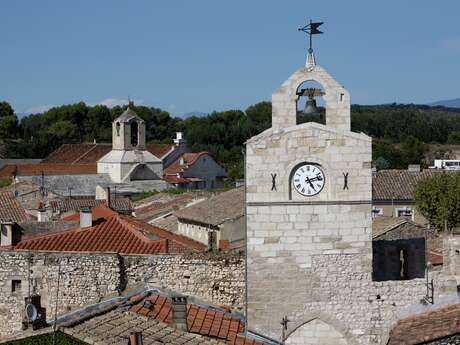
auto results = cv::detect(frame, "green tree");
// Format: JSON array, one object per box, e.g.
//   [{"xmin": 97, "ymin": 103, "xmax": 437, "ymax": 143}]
[
  {"xmin": 373, "ymin": 157, "xmax": 390, "ymax": 170},
  {"xmin": 447, "ymin": 130, "xmax": 460, "ymax": 144},
  {"xmin": 245, "ymin": 101, "xmax": 271, "ymax": 136},
  {"xmin": 415, "ymin": 172, "xmax": 460, "ymax": 231},
  {"xmin": 400, "ymin": 135, "xmax": 427, "ymax": 166}
]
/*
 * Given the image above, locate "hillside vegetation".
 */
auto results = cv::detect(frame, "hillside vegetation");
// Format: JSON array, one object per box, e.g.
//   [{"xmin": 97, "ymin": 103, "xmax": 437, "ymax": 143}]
[{"xmin": 1, "ymin": 100, "xmax": 460, "ymax": 179}]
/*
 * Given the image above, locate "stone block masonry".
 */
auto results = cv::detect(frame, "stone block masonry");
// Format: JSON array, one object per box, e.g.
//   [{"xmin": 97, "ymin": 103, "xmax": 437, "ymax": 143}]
[{"xmin": 0, "ymin": 251, "xmax": 245, "ymax": 339}]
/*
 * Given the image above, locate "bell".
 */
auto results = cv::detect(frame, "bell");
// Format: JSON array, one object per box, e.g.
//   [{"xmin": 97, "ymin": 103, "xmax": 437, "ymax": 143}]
[{"xmin": 303, "ymin": 97, "xmax": 318, "ymax": 114}]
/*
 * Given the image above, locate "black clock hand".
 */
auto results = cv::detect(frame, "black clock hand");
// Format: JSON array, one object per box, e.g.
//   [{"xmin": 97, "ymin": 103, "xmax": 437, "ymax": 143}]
[{"xmin": 305, "ymin": 176, "xmax": 316, "ymax": 191}]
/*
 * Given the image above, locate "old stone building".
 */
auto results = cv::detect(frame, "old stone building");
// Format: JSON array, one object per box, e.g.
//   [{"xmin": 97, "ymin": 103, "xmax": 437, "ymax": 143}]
[{"xmin": 245, "ymin": 42, "xmax": 460, "ymax": 344}]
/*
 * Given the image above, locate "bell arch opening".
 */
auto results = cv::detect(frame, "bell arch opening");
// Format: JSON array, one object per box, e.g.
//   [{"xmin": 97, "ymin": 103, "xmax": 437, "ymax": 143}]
[
  {"xmin": 130, "ymin": 121, "xmax": 139, "ymax": 147},
  {"xmin": 285, "ymin": 318, "xmax": 349, "ymax": 345},
  {"xmin": 296, "ymin": 80, "xmax": 325, "ymax": 126}
]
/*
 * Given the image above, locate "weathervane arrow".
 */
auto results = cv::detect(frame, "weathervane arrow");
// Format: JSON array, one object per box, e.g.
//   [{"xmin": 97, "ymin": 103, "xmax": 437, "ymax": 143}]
[{"xmin": 298, "ymin": 20, "xmax": 324, "ymax": 51}]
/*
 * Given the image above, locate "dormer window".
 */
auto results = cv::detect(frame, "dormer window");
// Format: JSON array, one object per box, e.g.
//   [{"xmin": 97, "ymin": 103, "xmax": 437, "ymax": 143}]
[
  {"xmin": 130, "ymin": 121, "xmax": 138, "ymax": 147},
  {"xmin": 116, "ymin": 122, "xmax": 120, "ymax": 136}
]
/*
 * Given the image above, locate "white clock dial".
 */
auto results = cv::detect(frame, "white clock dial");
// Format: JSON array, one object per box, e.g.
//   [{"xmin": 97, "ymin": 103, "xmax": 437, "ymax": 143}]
[{"xmin": 292, "ymin": 164, "xmax": 325, "ymax": 196}]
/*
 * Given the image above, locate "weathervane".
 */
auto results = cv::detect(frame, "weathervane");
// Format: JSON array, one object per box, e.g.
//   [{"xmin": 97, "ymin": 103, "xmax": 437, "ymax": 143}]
[{"xmin": 298, "ymin": 20, "xmax": 324, "ymax": 66}]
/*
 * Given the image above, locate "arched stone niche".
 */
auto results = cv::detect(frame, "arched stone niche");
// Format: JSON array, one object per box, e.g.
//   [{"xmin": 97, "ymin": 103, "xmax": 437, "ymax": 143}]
[
  {"xmin": 285, "ymin": 318, "xmax": 349, "ymax": 345},
  {"xmin": 272, "ymin": 64, "xmax": 350, "ymax": 132}
]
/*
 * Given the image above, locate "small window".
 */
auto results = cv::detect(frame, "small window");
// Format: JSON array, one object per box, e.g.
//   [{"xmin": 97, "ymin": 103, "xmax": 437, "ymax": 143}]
[
  {"xmin": 130, "ymin": 121, "xmax": 138, "ymax": 147},
  {"xmin": 11, "ymin": 280, "xmax": 21, "ymax": 293},
  {"xmin": 116, "ymin": 122, "xmax": 120, "ymax": 136},
  {"xmin": 396, "ymin": 207, "xmax": 413, "ymax": 220}
]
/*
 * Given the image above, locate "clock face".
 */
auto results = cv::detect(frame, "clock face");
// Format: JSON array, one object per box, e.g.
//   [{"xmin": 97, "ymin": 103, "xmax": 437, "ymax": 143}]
[{"xmin": 292, "ymin": 164, "xmax": 325, "ymax": 196}]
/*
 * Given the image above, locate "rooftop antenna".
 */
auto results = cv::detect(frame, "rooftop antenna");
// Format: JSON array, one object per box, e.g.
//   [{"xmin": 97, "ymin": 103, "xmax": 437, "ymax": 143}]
[{"xmin": 298, "ymin": 19, "xmax": 324, "ymax": 67}]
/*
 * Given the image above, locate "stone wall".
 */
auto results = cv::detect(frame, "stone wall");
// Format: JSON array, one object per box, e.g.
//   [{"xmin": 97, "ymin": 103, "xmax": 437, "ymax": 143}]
[
  {"xmin": 123, "ymin": 252, "xmax": 245, "ymax": 310},
  {"xmin": 0, "ymin": 252, "xmax": 120, "ymax": 338},
  {"xmin": 0, "ymin": 250, "xmax": 245, "ymax": 339}
]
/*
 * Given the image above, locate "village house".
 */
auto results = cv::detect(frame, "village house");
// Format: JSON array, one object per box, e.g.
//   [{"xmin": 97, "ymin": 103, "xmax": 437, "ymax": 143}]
[
  {"xmin": 371, "ymin": 167, "xmax": 456, "ymax": 224},
  {"xmin": 174, "ymin": 188, "xmax": 245, "ymax": 250}
]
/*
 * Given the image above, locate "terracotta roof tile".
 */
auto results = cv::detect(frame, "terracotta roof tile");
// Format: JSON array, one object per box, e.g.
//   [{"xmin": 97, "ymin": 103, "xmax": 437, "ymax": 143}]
[
  {"xmin": 12, "ymin": 204, "xmax": 202, "ymax": 254},
  {"xmin": 129, "ymin": 293, "xmax": 264, "ymax": 345},
  {"xmin": 0, "ymin": 190, "xmax": 29, "ymax": 223},
  {"xmin": 42, "ymin": 143, "xmax": 176, "ymax": 166},
  {"xmin": 164, "ymin": 152, "xmax": 210, "ymax": 175},
  {"xmin": 389, "ymin": 303, "xmax": 460, "ymax": 344},
  {"xmin": 147, "ymin": 143, "xmax": 175, "ymax": 159},
  {"xmin": 0, "ymin": 163, "xmax": 97, "ymax": 178}
]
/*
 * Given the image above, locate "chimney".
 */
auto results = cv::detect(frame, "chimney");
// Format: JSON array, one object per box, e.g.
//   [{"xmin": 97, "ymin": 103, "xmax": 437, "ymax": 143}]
[
  {"xmin": 179, "ymin": 157, "xmax": 185, "ymax": 166},
  {"xmin": 0, "ymin": 222, "xmax": 15, "ymax": 246},
  {"xmin": 128, "ymin": 332, "xmax": 143, "ymax": 345},
  {"xmin": 171, "ymin": 294, "xmax": 188, "ymax": 331},
  {"xmin": 37, "ymin": 207, "xmax": 48, "ymax": 222},
  {"xmin": 79, "ymin": 207, "xmax": 92, "ymax": 228},
  {"xmin": 105, "ymin": 186, "xmax": 111, "ymax": 209},
  {"xmin": 174, "ymin": 132, "xmax": 185, "ymax": 146},
  {"xmin": 408, "ymin": 164, "xmax": 421, "ymax": 172}
]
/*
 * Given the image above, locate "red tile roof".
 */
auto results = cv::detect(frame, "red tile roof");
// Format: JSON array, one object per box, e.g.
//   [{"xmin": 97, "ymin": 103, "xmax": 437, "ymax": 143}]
[
  {"xmin": 129, "ymin": 293, "xmax": 263, "ymax": 345},
  {"xmin": 389, "ymin": 303, "xmax": 460, "ymax": 344},
  {"xmin": 13, "ymin": 204, "xmax": 205, "ymax": 254},
  {"xmin": 164, "ymin": 152, "xmax": 209, "ymax": 175},
  {"xmin": 0, "ymin": 163, "xmax": 97, "ymax": 178},
  {"xmin": 0, "ymin": 190, "xmax": 29, "ymax": 223},
  {"xmin": 42, "ymin": 143, "xmax": 176, "ymax": 165},
  {"xmin": 42, "ymin": 144, "xmax": 111, "ymax": 164},
  {"xmin": 147, "ymin": 143, "xmax": 174, "ymax": 159}
]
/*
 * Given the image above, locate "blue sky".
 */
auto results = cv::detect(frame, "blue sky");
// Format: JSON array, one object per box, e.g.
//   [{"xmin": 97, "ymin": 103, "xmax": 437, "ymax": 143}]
[{"xmin": 1, "ymin": 1, "xmax": 459, "ymax": 117}]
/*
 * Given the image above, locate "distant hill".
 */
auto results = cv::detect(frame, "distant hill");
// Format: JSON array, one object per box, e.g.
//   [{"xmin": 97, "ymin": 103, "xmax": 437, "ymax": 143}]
[
  {"xmin": 181, "ymin": 111, "xmax": 208, "ymax": 119},
  {"xmin": 431, "ymin": 97, "xmax": 460, "ymax": 108}
]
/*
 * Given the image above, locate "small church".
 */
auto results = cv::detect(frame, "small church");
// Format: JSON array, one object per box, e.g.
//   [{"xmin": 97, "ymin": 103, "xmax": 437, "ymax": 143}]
[
  {"xmin": 97, "ymin": 103, "xmax": 163, "ymax": 183},
  {"xmin": 245, "ymin": 21, "xmax": 460, "ymax": 345}
]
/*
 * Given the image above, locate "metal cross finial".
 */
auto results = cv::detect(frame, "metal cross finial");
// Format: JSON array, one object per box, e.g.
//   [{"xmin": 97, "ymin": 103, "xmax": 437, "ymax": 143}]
[{"xmin": 298, "ymin": 19, "xmax": 324, "ymax": 53}]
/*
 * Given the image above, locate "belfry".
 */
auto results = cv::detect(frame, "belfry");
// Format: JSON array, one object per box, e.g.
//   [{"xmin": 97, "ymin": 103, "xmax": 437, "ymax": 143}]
[{"xmin": 245, "ymin": 21, "xmax": 373, "ymax": 344}]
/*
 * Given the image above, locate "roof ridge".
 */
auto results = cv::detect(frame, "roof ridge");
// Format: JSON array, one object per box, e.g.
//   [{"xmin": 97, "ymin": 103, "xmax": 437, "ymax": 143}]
[{"xmin": 118, "ymin": 216, "xmax": 168, "ymax": 247}]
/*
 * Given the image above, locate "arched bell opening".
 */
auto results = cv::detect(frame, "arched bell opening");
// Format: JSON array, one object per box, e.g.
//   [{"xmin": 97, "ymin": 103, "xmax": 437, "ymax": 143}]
[
  {"xmin": 130, "ymin": 121, "xmax": 139, "ymax": 147},
  {"xmin": 295, "ymin": 80, "xmax": 326, "ymax": 125}
]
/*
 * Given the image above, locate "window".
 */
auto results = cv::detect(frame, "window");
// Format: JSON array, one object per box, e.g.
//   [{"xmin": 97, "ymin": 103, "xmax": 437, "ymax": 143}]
[
  {"xmin": 372, "ymin": 207, "xmax": 383, "ymax": 218},
  {"xmin": 396, "ymin": 207, "xmax": 413, "ymax": 220},
  {"xmin": 11, "ymin": 280, "xmax": 21, "ymax": 293},
  {"xmin": 116, "ymin": 122, "xmax": 120, "ymax": 136}
]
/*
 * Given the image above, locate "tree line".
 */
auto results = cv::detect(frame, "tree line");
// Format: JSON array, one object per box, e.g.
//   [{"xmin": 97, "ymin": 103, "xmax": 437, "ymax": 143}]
[{"xmin": 1, "ymin": 100, "xmax": 460, "ymax": 179}]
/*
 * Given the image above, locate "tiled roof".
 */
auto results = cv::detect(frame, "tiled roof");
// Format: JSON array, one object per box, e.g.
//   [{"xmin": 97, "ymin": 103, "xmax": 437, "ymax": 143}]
[
  {"xmin": 389, "ymin": 303, "xmax": 460, "ymax": 345},
  {"xmin": 42, "ymin": 143, "xmax": 110, "ymax": 164},
  {"xmin": 13, "ymin": 204, "xmax": 204, "ymax": 254},
  {"xmin": 175, "ymin": 188, "xmax": 244, "ymax": 227},
  {"xmin": 64, "ymin": 309, "xmax": 224, "ymax": 345},
  {"xmin": 164, "ymin": 152, "xmax": 209, "ymax": 175},
  {"xmin": 50, "ymin": 196, "xmax": 133, "ymax": 214},
  {"xmin": 0, "ymin": 190, "xmax": 29, "ymax": 223},
  {"xmin": 42, "ymin": 143, "xmax": 178, "ymax": 165},
  {"xmin": 135, "ymin": 193, "xmax": 195, "ymax": 222},
  {"xmin": 372, "ymin": 217, "xmax": 415, "ymax": 239},
  {"xmin": 147, "ymin": 143, "xmax": 174, "ymax": 159},
  {"xmin": 372, "ymin": 169, "xmax": 456, "ymax": 201},
  {"xmin": 0, "ymin": 163, "xmax": 97, "ymax": 178},
  {"xmin": 129, "ymin": 293, "xmax": 264, "ymax": 345}
]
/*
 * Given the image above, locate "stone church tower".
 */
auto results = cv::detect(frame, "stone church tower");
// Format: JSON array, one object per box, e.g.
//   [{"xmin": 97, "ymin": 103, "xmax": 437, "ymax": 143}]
[
  {"xmin": 245, "ymin": 46, "xmax": 373, "ymax": 343},
  {"xmin": 97, "ymin": 103, "xmax": 163, "ymax": 183}
]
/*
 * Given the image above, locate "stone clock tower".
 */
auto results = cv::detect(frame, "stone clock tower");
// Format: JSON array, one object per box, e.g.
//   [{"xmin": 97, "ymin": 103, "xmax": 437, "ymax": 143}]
[{"xmin": 245, "ymin": 31, "xmax": 372, "ymax": 344}]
